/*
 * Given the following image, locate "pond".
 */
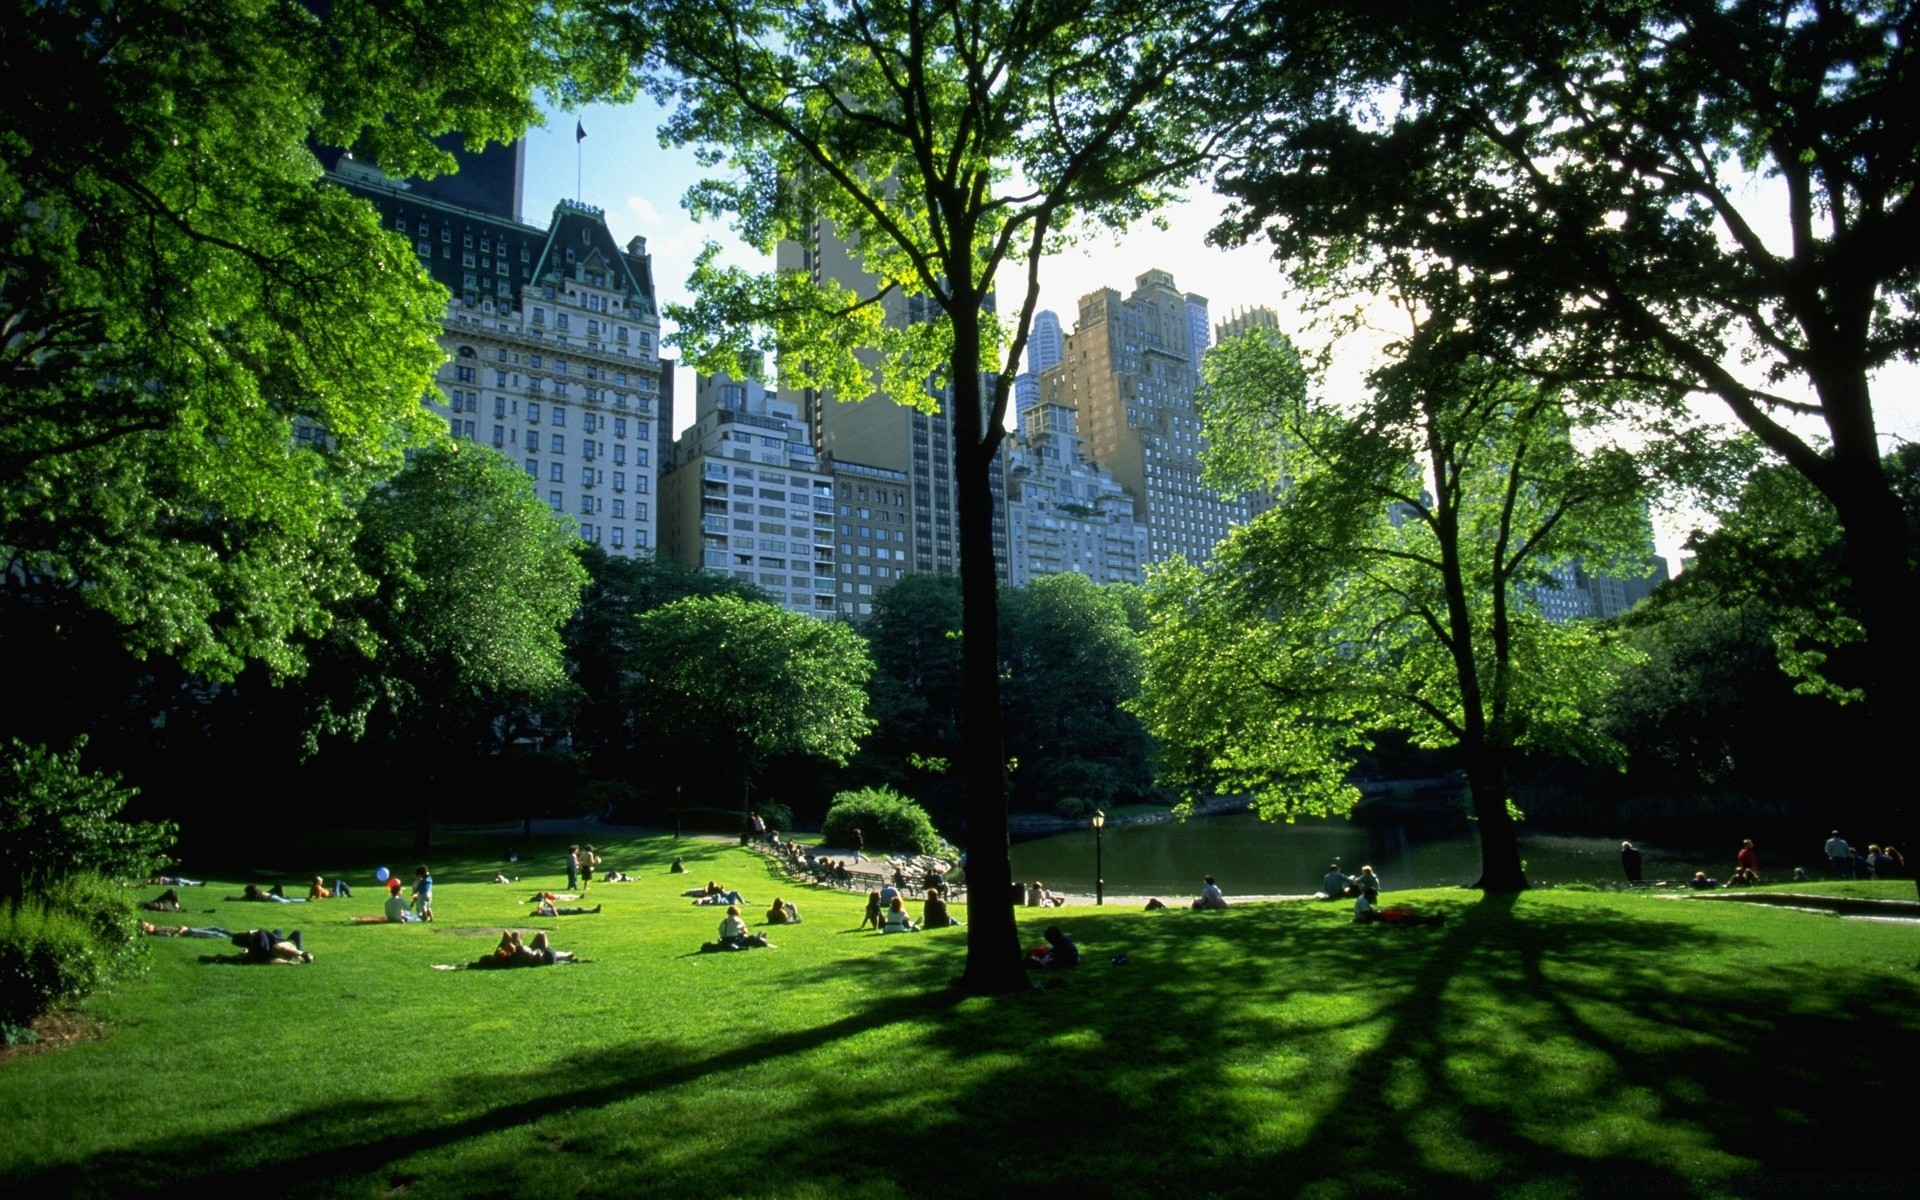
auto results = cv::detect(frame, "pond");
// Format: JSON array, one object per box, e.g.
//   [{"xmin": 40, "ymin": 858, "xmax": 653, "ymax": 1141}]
[{"xmin": 1008, "ymin": 808, "xmax": 1725, "ymax": 898}]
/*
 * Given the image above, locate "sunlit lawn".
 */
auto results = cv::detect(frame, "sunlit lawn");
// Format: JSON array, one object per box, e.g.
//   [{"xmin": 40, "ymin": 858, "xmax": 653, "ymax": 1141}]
[{"xmin": 1, "ymin": 832, "xmax": 1914, "ymax": 1198}]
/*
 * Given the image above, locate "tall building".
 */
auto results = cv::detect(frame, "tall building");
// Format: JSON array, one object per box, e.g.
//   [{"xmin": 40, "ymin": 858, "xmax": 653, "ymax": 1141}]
[
  {"xmin": 1015, "ymin": 309, "xmax": 1066, "ymax": 434},
  {"xmin": 1004, "ymin": 396, "xmax": 1147, "ymax": 585},
  {"xmin": 1215, "ymin": 305, "xmax": 1282, "ymax": 344},
  {"xmin": 1184, "ymin": 292, "xmax": 1212, "ymax": 370},
  {"xmin": 777, "ymin": 219, "xmax": 1004, "ymax": 594},
  {"xmin": 332, "ymin": 159, "xmax": 666, "ymax": 556},
  {"xmin": 1038, "ymin": 269, "xmax": 1251, "ymax": 565},
  {"xmin": 825, "ymin": 455, "xmax": 917, "ymax": 620},
  {"xmin": 1532, "ymin": 556, "xmax": 1672, "ymax": 622},
  {"xmin": 658, "ymin": 373, "xmax": 835, "ymax": 615}
]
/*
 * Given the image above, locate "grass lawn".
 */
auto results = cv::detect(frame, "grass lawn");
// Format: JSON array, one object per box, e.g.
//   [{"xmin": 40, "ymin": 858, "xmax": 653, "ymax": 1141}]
[{"xmin": 2, "ymin": 833, "xmax": 1915, "ymax": 1198}]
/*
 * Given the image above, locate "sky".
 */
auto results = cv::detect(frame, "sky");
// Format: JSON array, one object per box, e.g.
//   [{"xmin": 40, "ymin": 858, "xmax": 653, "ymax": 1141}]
[{"xmin": 522, "ymin": 99, "xmax": 1920, "ymax": 571}]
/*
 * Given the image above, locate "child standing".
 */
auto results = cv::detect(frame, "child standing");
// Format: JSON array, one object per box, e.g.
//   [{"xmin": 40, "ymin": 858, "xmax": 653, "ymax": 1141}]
[{"xmin": 411, "ymin": 865, "xmax": 434, "ymax": 922}]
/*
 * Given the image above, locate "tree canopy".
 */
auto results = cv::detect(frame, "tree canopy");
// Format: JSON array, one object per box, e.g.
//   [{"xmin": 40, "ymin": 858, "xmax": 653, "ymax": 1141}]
[
  {"xmin": 1211, "ymin": 0, "xmax": 1920, "ymax": 866},
  {"xmin": 613, "ymin": 0, "xmax": 1257, "ymax": 989},
  {"xmin": 1135, "ymin": 323, "xmax": 1653, "ymax": 890},
  {"xmin": 628, "ymin": 594, "xmax": 875, "ymax": 807},
  {"xmin": 0, "ymin": 0, "xmax": 598, "ymax": 680}
]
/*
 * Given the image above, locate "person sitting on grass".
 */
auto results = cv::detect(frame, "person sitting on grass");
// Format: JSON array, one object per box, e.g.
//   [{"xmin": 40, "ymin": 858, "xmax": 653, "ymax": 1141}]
[
  {"xmin": 140, "ymin": 921, "xmax": 234, "ymax": 939},
  {"xmin": 1317, "ymin": 864, "xmax": 1352, "ymax": 900},
  {"xmin": 386, "ymin": 887, "xmax": 423, "ymax": 923},
  {"xmin": 923, "ymin": 885, "xmax": 961, "ymax": 928},
  {"xmin": 1192, "ymin": 875, "xmax": 1229, "ymax": 910},
  {"xmin": 309, "ymin": 876, "xmax": 352, "ymax": 899},
  {"xmin": 860, "ymin": 889, "xmax": 883, "ymax": 930},
  {"xmin": 765, "ymin": 898, "xmax": 800, "ymax": 925},
  {"xmin": 670, "ymin": 856, "xmax": 687, "ymax": 873},
  {"xmin": 532, "ymin": 897, "xmax": 602, "ymax": 917},
  {"xmin": 1726, "ymin": 866, "xmax": 1760, "ymax": 887},
  {"xmin": 1023, "ymin": 925, "xmax": 1079, "ymax": 969},
  {"xmin": 142, "ymin": 888, "xmax": 186, "ymax": 912},
  {"xmin": 1688, "ymin": 871, "xmax": 1719, "ymax": 890},
  {"xmin": 470, "ymin": 930, "xmax": 574, "ymax": 968},
  {"xmin": 882, "ymin": 895, "xmax": 919, "ymax": 933}
]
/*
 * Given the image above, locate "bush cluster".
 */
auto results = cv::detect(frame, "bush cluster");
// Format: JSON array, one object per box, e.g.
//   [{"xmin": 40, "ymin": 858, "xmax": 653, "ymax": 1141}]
[
  {"xmin": 1, "ymin": 740, "xmax": 167, "ymax": 1034},
  {"xmin": 0, "ymin": 874, "xmax": 144, "ymax": 1036},
  {"xmin": 820, "ymin": 787, "xmax": 947, "ymax": 857}
]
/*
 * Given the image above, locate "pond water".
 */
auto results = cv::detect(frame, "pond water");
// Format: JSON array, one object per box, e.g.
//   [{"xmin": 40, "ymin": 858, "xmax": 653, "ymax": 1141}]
[{"xmin": 1008, "ymin": 809, "xmax": 1722, "ymax": 898}]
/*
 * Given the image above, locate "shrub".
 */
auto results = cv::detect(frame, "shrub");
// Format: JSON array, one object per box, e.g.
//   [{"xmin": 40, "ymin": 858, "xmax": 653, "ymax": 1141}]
[
  {"xmin": 1, "ymin": 738, "xmax": 175, "ymax": 909},
  {"xmin": 821, "ymin": 787, "xmax": 946, "ymax": 856},
  {"xmin": 0, "ymin": 874, "xmax": 143, "ymax": 1028}
]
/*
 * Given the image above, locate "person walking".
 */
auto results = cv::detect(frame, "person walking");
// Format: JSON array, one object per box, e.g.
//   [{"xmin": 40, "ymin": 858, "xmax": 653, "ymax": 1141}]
[{"xmin": 851, "ymin": 827, "xmax": 864, "ymax": 864}]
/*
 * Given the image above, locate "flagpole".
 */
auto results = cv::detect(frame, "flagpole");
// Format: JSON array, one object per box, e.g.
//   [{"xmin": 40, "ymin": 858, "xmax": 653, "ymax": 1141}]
[{"xmin": 575, "ymin": 119, "xmax": 587, "ymax": 202}]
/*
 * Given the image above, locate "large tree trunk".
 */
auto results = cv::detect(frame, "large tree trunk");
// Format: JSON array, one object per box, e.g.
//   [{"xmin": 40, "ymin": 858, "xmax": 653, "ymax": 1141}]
[
  {"xmin": 947, "ymin": 311, "xmax": 1028, "ymax": 993},
  {"xmin": 1464, "ymin": 744, "xmax": 1527, "ymax": 893},
  {"xmin": 1821, "ymin": 409, "xmax": 1919, "ymax": 901}
]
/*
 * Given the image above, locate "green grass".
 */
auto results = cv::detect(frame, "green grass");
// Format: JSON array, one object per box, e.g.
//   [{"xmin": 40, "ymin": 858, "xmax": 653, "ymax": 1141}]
[{"xmin": 2, "ymin": 834, "xmax": 1916, "ymax": 1198}]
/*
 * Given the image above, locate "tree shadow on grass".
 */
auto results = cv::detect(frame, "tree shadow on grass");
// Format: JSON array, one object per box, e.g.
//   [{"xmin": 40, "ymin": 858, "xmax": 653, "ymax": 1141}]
[{"xmin": 15, "ymin": 894, "xmax": 1918, "ymax": 1198}]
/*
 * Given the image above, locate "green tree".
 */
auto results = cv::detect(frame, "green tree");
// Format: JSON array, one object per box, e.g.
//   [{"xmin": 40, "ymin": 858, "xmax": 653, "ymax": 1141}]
[
  {"xmin": 629, "ymin": 595, "xmax": 875, "ymax": 824},
  {"xmin": 861, "ymin": 573, "xmax": 967, "ymax": 794},
  {"xmin": 1212, "ymin": 0, "xmax": 1920, "ymax": 884},
  {"xmin": 0, "ymin": 0, "xmax": 600, "ymax": 681},
  {"xmin": 566, "ymin": 548, "xmax": 771, "ymax": 781},
  {"xmin": 1134, "ymin": 324, "xmax": 1651, "ymax": 891},
  {"xmin": 612, "ymin": 0, "xmax": 1252, "ymax": 990},
  {"xmin": 1000, "ymin": 573, "xmax": 1153, "ymax": 813},
  {"xmin": 0, "ymin": 739, "xmax": 174, "ymax": 912},
  {"xmin": 317, "ymin": 444, "xmax": 588, "ymax": 854}
]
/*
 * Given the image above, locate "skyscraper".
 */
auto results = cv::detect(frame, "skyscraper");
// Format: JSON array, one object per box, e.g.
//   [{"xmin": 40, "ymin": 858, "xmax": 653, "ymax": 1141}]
[
  {"xmin": 777, "ymin": 219, "xmax": 1004, "ymax": 591},
  {"xmin": 331, "ymin": 159, "xmax": 666, "ymax": 556},
  {"xmin": 659, "ymin": 373, "xmax": 836, "ymax": 615},
  {"xmin": 1014, "ymin": 308, "xmax": 1065, "ymax": 434},
  {"xmin": 1038, "ymin": 269, "xmax": 1250, "ymax": 565}
]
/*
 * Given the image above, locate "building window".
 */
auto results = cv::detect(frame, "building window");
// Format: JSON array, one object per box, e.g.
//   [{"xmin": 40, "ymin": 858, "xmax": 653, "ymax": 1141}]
[
  {"xmin": 553, "ymin": 406, "xmax": 566, "ymax": 427},
  {"xmin": 550, "ymin": 463, "xmax": 564, "ymax": 482},
  {"xmin": 548, "ymin": 491, "xmax": 562, "ymax": 511},
  {"xmin": 551, "ymin": 434, "xmax": 564, "ymax": 453}
]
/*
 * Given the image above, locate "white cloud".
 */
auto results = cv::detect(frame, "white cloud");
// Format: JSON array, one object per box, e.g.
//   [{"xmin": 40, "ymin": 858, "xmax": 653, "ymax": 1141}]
[{"xmin": 626, "ymin": 196, "xmax": 661, "ymax": 225}]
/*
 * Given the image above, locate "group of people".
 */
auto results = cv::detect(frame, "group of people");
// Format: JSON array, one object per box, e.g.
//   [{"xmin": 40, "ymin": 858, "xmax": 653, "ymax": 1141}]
[
  {"xmin": 1620, "ymin": 834, "xmax": 1907, "ymax": 889},
  {"xmin": 857, "ymin": 879, "xmax": 963, "ymax": 933}
]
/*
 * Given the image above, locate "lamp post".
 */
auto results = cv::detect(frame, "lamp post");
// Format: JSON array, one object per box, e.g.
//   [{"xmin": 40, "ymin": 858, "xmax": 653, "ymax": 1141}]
[{"xmin": 1092, "ymin": 809, "xmax": 1106, "ymax": 906}]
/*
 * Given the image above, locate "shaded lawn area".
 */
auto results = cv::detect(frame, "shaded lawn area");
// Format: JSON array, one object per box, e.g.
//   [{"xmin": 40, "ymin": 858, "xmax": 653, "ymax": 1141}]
[{"xmin": 2, "ymin": 836, "xmax": 1915, "ymax": 1198}]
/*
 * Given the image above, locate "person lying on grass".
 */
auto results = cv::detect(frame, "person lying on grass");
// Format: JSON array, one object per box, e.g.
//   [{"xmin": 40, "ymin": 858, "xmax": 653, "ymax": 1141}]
[
  {"xmin": 204, "ymin": 928, "xmax": 311, "ymax": 964},
  {"xmin": 882, "ymin": 895, "xmax": 919, "ymax": 933},
  {"xmin": 526, "ymin": 891, "xmax": 582, "ymax": 903},
  {"xmin": 1352, "ymin": 889, "xmax": 1444, "ymax": 927},
  {"xmin": 142, "ymin": 888, "xmax": 186, "ymax": 912},
  {"xmin": 532, "ymin": 897, "xmax": 602, "ymax": 917},
  {"xmin": 148, "ymin": 874, "xmax": 204, "ymax": 887},
  {"xmin": 469, "ymin": 929, "xmax": 575, "ymax": 968},
  {"xmin": 140, "ymin": 921, "xmax": 234, "ymax": 939},
  {"xmin": 233, "ymin": 883, "xmax": 305, "ymax": 904},
  {"xmin": 603, "ymin": 870, "xmax": 637, "ymax": 882}
]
